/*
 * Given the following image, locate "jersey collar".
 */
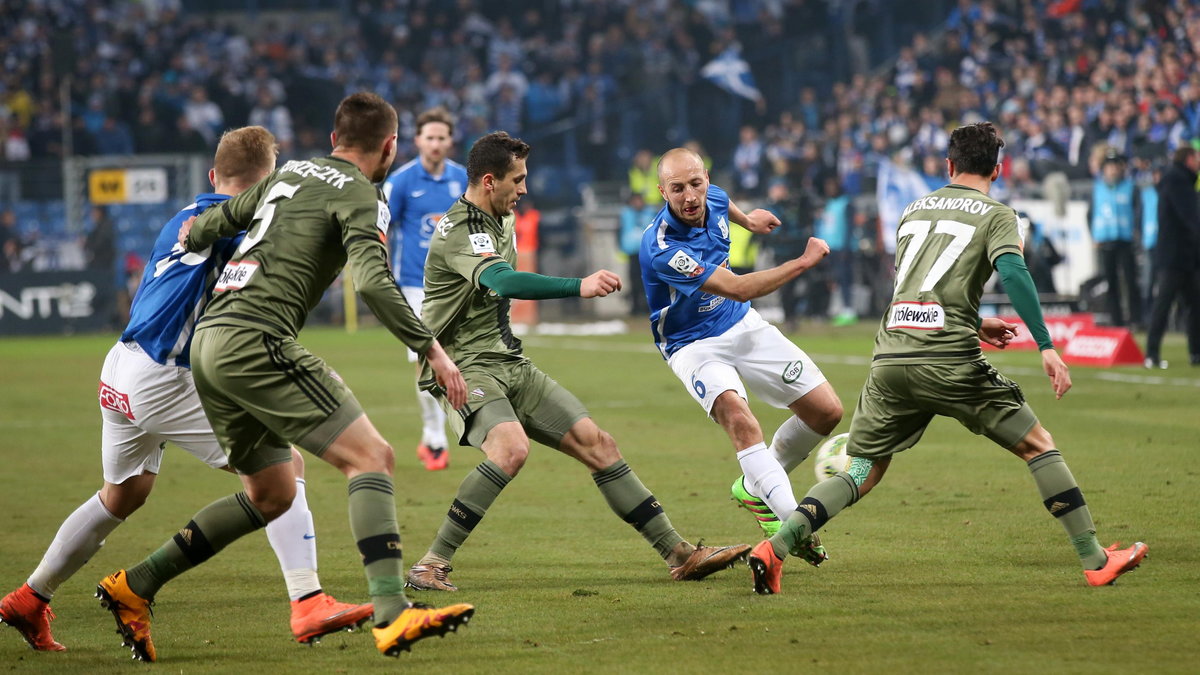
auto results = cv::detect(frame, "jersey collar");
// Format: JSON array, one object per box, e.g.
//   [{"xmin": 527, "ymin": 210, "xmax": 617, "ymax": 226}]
[
  {"xmin": 196, "ymin": 192, "xmax": 231, "ymax": 205},
  {"xmin": 458, "ymin": 196, "xmax": 502, "ymax": 229}
]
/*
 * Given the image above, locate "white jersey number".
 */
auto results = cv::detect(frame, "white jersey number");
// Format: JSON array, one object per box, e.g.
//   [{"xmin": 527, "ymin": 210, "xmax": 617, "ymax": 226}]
[
  {"xmin": 893, "ymin": 219, "xmax": 977, "ymax": 293},
  {"xmin": 236, "ymin": 182, "xmax": 301, "ymax": 255}
]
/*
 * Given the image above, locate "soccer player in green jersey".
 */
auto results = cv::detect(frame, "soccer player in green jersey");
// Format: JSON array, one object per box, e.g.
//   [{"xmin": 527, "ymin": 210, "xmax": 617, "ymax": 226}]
[
  {"xmin": 403, "ymin": 131, "xmax": 750, "ymax": 592},
  {"xmin": 95, "ymin": 93, "xmax": 475, "ymax": 661},
  {"xmin": 747, "ymin": 122, "xmax": 1147, "ymax": 594}
]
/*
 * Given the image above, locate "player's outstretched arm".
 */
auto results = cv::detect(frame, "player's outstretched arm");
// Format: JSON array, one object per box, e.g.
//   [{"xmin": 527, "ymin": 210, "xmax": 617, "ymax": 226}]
[
  {"xmin": 182, "ymin": 177, "xmax": 271, "ymax": 251},
  {"xmin": 580, "ymin": 270, "xmax": 622, "ymax": 298},
  {"xmin": 728, "ymin": 199, "xmax": 780, "ymax": 234},
  {"xmin": 700, "ymin": 236, "xmax": 829, "ymax": 302},
  {"xmin": 425, "ymin": 341, "xmax": 467, "ymax": 410}
]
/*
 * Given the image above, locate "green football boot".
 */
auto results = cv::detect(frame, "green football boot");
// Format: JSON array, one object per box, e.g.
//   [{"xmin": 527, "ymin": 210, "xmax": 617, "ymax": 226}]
[{"xmin": 730, "ymin": 476, "xmax": 781, "ymax": 537}]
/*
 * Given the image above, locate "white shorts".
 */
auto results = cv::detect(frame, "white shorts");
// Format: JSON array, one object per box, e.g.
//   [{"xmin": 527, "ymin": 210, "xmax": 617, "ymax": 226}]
[
  {"xmin": 401, "ymin": 285, "xmax": 425, "ymax": 363},
  {"xmin": 98, "ymin": 341, "xmax": 228, "ymax": 484},
  {"xmin": 667, "ymin": 308, "xmax": 826, "ymax": 417}
]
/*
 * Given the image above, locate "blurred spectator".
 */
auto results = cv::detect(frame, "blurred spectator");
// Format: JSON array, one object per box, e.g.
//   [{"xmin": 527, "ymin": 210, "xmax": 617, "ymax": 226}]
[
  {"xmin": 1089, "ymin": 152, "xmax": 1142, "ymax": 327},
  {"xmin": 761, "ymin": 179, "xmax": 814, "ymax": 332},
  {"xmin": 619, "ymin": 192, "xmax": 656, "ymax": 316},
  {"xmin": 0, "ymin": 208, "xmax": 23, "ymax": 274},
  {"xmin": 1021, "ymin": 212, "xmax": 1063, "ymax": 294},
  {"xmin": 732, "ymin": 125, "xmax": 765, "ymax": 196},
  {"xmin": 628, "ymin": 149, "xmax": 662, "ymax": 206},
  {"xmin": 174, "ymin": 115, "xmax": 209, "ymax": 154},
  {"xmin": 94, "ymin": 115, "xmax": 134, "ymax": 155},
  {"xmin": 1145, "ymin": 146, "xmax": 1200, "ymax": 369},
  {"xmin": 248, "ymin": 90, "xmax": 294, "ymax": 157},
  {"xmin": 134, "ymin": 108, "xmax": 170, "ymax": 154},
  {"xmin": 183, "ymin": 86, "xmax": 223, "ymax": 147},
  {"xmin": 814, "ymin": 174, "xmax": 857, "ymax": 324},
  {"xmin": 85, "ymin": 205, "xmax": 116, "ymax": 274}
]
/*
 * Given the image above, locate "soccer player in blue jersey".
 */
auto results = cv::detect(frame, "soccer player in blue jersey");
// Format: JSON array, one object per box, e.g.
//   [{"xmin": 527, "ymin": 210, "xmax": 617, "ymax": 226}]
[
  {"xmin": 640, "ymin": 147, "xmax": 842, "ymax": 563},
  {"xmin": 0, "ymin": 127, "xmax": 372, "ymax": 653},
  {"xmin": 381, "ymin": 108, "xmax": 468, "ymax": 471}
]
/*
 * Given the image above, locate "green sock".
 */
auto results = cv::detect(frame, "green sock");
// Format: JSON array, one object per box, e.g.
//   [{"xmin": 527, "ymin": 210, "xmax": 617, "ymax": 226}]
[
  {"xmin": 347, "ymin": 473, "xmax": 410, "ymax": 627},
  {"xmin": 770, "ymin": 473, "xmax": 857, "ymax": 559},
  {"xmin": 427, "ymin": 460, "xmax": 511, "ymax": 563},
  {"xmin": 126, "ymin": 492, "xmax": 266, "ymax": 599},
  {"xmin": 592, "ymin": 460, "xmax": 685, "ymax": 560},
  {"xmin": 1027, "ymin": 450, "xmax": 1106, "ymax": 569}
]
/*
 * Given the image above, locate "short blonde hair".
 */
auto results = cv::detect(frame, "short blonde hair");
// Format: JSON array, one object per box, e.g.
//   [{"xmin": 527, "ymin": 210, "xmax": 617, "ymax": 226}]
[{"xmin": 214, "ymin": 126, "xmax": 278, "ymax": 186}]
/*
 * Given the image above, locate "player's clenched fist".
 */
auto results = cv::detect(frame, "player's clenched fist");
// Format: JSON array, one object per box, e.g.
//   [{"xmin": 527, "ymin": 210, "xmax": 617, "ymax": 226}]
[
  {"xmin": 799, "ymin": 237, "xmax": 830, "ymax": 267},
  {"xmin": 581, "ymin": 270, "xmax": 622, "ymax": 298}
]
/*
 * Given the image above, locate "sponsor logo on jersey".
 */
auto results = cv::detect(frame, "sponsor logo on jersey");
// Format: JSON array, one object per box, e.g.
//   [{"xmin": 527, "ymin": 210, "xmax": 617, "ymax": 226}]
[
  {"xmin": 697, "ymin": 292, "xmax": 725, "ymax": 313},
  {"xmin": 419, "ymin": 212, "xmax": 444, "ymax": 244},
  {"xmin": 214, "ymin": 261, "xmax": 260, "ymax": 292},
  {"xmin": 98, "ymin": 381, "xmax": 135, "ymax": 420},
  {"xmin": 887, "ymin": 301, "xmax": 945, "ymax": 330},
  {"xmin": 469, "ymin": 232, "xmax": 495, "ymax": 254},
  {"xmin": 668, "ymin": 250, "xmax": 704, "ymax": 277},
  {"xmin": 782, "ymin": 360, "xmax": 804, "ymax": 383}
]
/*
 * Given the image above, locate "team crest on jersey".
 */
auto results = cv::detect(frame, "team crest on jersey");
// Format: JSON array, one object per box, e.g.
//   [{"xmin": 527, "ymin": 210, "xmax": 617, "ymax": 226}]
[
  {"xmin": 448, "ymin": 181, "xmax": 462, "ymax": 196},
  {"xmin": 375, "ymin": 200, "xmax": 391, "ymax": 235},
  {"xmin": 470, "ymin": 232, "xmax": 496, "ymax": 254},
  {"xmin": 668, "ymin": 250, "xmax": 704, "ymax": 277},
  {"xmin": 717, "ymin": 216, "xmax": 729, "ymax": 239}
]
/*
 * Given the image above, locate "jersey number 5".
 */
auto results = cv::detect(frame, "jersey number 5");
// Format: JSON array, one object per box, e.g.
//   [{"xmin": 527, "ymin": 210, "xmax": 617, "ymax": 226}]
[
  {"xmin": 236, "ymin": 182, "xmax": 301, "ymax": 255},
  {"xmin": 892, "ymin": 219, "xmax": 976, "ymax": 292}
]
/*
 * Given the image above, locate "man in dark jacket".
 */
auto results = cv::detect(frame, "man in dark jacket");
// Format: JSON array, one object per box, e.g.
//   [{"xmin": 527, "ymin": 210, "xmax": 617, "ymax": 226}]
[{"xmin": 1145, "ymin": 146, "xmax": 1200, "ymax": 368}]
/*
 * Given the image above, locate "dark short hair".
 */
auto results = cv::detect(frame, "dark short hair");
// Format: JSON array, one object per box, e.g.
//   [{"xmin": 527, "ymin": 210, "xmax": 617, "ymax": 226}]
[
  {"xmin": 333, "ymin": 92, "xmax": 398, "ymax": 152},
  {"xmin": 1172, "ymin": 146, "xmax": 1196, "ymax": 165},
  {"xmin": 466, "ymin": 131, "xmax": 530, "ymax": 184},
  {"xmin": 416, "ymin": 107, "xmax": 455, "ymax": 136},
  {"xmin": 947, "ymin": 122, "xmax": 1005, "ymax": 177}
]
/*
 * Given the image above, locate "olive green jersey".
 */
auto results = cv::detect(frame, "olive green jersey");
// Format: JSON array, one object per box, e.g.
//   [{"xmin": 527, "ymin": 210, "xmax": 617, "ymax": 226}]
[
  {"xmin": 418, "ymin": 196, "xmax": 519, "ymax": 387},
  {"xmin": 185, "ymin": 156, "xmax": 433, "ymax": 354},
  {"xmin": 873, "ymin": 184, "xmax": 1023, "ymax": 364}
]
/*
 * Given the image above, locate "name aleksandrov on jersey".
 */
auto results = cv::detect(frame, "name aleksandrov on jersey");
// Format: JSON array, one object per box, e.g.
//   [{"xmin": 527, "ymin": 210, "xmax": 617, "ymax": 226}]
[
  {"xmin": 887, "ymin": 301, "xmax": 945, "ymax": 330},
  {"xmin": 902, "ymin": 195, "xmax": 995, "ymax": 218},
  {"xmin": 279, "ymin": 160, "xmax": 354, "ymax": 189}
]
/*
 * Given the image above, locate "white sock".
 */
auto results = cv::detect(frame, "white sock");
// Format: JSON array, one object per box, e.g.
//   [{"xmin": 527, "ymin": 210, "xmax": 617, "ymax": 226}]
[
  {"xmin": 265, "ymin": 478, "xmax": 321, "ymax": 601},
  {"xmin": 417, "ymin": 387, "xmax": 448, "ymax": 449},
  {"xmin": 736, "ymin": 442, "xmax": 798, "ymax": 517},
  {"xmin": 770, "ymin": 416, "xmax": 826, "ymax": 473},
  {"xmin": 28, "ymin": 492, "xmax": 123, "ymax": 599}
]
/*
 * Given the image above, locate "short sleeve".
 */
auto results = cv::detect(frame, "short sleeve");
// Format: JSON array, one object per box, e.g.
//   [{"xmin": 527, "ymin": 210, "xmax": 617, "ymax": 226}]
[
  {"xmin": 649, "ymin": 244, "xmax": 719, "ymax": 297},
  {"xmin": 986, "ymin": 207, "xmax": 1025, "ymax": 265}
]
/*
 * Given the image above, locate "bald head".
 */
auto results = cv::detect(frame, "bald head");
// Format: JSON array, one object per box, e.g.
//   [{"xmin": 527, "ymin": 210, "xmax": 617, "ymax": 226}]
[
  {"xmin": 656, "ymin": 147, "xmax": 710, "ymax": 227},
  {"xmin": 657, "ymin": 147, "xmax": 705, "ymax": 185}
]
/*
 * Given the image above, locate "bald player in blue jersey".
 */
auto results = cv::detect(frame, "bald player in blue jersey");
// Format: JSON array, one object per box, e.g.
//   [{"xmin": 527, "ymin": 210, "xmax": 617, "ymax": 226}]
[
  {"xmin": 0, "ymin": 127, "xmax": 372, "ymax": 654},
  {"xmin": 381, "ymin": 108, "xmax": 467, "ymax": 472},
  {"xmin": 639, "ymin": 147, "xmax": 841, "ymax": 563}
]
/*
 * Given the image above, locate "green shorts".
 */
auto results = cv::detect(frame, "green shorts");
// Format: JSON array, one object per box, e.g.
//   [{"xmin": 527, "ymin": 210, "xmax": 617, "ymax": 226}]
[
  {"xmin": 846, "ymin": 359, "xmax": 1039, "ymax": 459},
  {"xmin": 440, "ymin": 357, "xmax": 589, "ymax": 449},
  {"xmin": 191, "ymin": 324, "xmax": 364, "ymax": 474}
]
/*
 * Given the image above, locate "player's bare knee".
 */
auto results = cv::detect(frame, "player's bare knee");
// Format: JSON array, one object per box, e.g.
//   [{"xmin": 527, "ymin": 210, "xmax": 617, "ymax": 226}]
[
  {"xmin": 587, "ymin": 429, "xmax": 622, "ymax": 469},
  {"xmin": 247, "ymin": 485, "xmax": 295, "ymax": 522}
]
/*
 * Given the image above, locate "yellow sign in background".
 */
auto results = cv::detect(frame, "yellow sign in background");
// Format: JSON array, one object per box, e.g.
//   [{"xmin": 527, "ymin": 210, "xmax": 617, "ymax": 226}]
[{"xmin": 88, "ymin": 169, "xmax": 127, "ymax": 204}]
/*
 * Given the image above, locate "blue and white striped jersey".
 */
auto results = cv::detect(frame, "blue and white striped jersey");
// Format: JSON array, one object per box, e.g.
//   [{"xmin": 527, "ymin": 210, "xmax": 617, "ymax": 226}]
[
  {"xmin": 120, "ymin": 193, "xmax": 241, "ymax": 368},
  {"xmin": 640, "ymin": 184, "xmax": 750, "ymax": 359}
]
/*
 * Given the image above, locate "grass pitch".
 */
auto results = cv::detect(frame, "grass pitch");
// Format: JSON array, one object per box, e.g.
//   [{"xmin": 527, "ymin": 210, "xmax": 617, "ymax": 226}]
[{"xmin": 1, "ymin": 323, "xmax": 1197, "ymax": 673}]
